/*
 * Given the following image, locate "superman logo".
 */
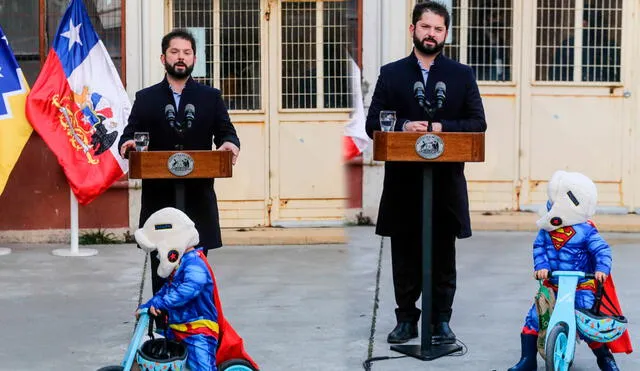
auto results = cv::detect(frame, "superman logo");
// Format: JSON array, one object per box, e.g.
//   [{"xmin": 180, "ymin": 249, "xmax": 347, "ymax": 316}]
[{"xmin": 549, "ymin": 226, "xmax": 576, "ymax": 250}]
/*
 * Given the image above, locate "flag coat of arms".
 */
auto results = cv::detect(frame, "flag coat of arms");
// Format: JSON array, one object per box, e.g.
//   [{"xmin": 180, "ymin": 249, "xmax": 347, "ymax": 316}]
[
  {"xmin": 0, "ymin": 26, "xmax": 32, "ymax": 196},
  {"xmin": 26, "ymin": 0, "xmax": 130, "ymax": 205}
]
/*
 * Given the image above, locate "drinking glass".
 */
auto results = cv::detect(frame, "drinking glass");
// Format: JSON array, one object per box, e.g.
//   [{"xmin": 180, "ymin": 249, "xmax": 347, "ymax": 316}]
[
  {"xmin": 379, "ymin": 111, "xmax": 396, "ymax": 132},
  {"xmin": 134, "ymin": 132, "xmax": 149, "ymax": 152}
]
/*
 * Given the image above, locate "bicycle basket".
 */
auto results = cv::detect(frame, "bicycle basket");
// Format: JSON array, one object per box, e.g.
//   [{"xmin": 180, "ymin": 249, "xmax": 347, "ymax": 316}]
[
  {"xmin": 136, "ymin": 338, "xmax": 188, "ymax": 371},
  {"xmin": 575, "ymin": 281, "xmax": 628, "ymax": 343}
]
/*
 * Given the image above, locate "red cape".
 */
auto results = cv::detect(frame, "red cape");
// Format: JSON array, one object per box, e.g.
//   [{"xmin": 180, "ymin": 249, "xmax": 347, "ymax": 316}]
[
  {"xmin": 599, "ymin": 275, "xmax": 633, "ymax": 354},
  {"xmin": 198, "ymin": 251, "xmax": 260, "ymax": 369}
]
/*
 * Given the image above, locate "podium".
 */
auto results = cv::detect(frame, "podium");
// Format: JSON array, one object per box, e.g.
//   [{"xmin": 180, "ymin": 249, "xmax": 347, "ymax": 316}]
[
  {"xmin": 128, "ymin": 150, "xmax": 233, "ymax": 210},
  {"xmin": 373, "ymin": 131, "xmax": 485, "ymax": 361}
]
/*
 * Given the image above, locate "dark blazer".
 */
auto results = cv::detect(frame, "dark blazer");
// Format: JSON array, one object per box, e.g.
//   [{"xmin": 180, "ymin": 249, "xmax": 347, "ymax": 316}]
[
  {"xmin": 119, "ymin": 77, "xmax": 240, "ymax": 249},
  {"xmin": 366, "ymin": 52, "xmax": 486, "ymax": 238}
]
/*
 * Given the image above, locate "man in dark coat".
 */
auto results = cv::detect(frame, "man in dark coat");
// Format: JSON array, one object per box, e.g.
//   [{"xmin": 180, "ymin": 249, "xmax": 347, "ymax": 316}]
[
  {"xmin": 366, "ymin": 2, "xmax": 487, "ymax": 344},
  {"xmin": 119, "ymin": 29, "xmax": 240, "ymax": 301}
]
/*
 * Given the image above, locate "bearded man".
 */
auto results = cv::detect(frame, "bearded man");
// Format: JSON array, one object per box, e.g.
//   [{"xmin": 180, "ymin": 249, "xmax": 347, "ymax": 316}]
[{"xmin": 365, "ymin": 1, "xmax": 487, "ymax": 344}]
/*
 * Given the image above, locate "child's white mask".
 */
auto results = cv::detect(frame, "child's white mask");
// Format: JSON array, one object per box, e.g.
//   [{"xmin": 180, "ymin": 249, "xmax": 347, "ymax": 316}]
[
  {"xmin": 536, "ymin": 170, "xmax": 598, "ymax": 231},
  {"xmin": 134, "ymin": 207, "xmax": 199, "ymax": 278}
]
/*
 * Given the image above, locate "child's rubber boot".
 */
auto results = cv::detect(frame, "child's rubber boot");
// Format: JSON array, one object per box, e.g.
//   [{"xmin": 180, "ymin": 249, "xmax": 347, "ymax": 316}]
[
  {"xmin": 592, "ymin": 345, "xmax": 620, "ymax": 371},
  {"xmin": 508, "ymin": 333, "xmax": 538, "ymax": 371}
]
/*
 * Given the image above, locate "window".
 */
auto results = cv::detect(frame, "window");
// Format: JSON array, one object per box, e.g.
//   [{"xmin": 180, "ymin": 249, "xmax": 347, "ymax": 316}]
[
  {"xmin": 0, "ymin": 0, "xmax": 125, "ymax": 86},
  {"xmin": 281, "ymin": 0, "xmax": 352, "ymax": 109},
  {"xmin": 172, "ymin": 0, "xmax": 262, "ymax": 111},
  {"xmin": 535, "ymin": 0, "xmax": 622, "ymax": 83},
  {"xmin": 416, "ymin": 0, "xmax": 513, "ymax": 82}
]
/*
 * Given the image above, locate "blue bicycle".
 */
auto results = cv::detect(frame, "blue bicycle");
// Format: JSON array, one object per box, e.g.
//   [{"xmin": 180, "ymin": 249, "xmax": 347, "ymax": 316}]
[{"xmin": 544, "ymin": 271, "xmax": 628, "ymax": 371}]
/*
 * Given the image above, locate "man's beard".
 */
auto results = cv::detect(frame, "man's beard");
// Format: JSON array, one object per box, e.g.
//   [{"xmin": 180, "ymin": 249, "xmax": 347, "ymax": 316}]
[
  {"xmin": 165, "ymin": 61, "xmax": 194, "ymax": 78},
  {"xmin": 413, "ymin": 33, "xmax": 445, "ymax": 55}
]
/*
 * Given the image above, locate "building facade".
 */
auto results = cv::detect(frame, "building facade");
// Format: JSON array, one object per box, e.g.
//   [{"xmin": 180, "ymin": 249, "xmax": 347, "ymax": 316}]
[
  {"xmin": 358, "ymin": 0, "xmax": 640, "ymax": 222},
  {"xmin": 0, "ymin": 0, "xmax": 356, "ymax": 240}
]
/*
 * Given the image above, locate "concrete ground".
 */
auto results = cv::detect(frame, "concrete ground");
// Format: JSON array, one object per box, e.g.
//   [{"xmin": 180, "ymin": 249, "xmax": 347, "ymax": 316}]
[
  {"xmin": 348, "ymin": 227, "xmax": 640, "ymax": 370},
  {"xmin": 1, "ymin": 227, "xmax": 639, "ymax": 370}
]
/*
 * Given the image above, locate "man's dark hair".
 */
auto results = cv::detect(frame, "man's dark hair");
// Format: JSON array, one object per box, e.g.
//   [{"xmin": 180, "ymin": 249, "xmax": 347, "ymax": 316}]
[
  {"xmin": 161, "ymin": 29, "xmax": 196, "ymax": 55},
  {"xmin": 412, "ymin": 1, "xmax": 450, "ymax": 29}
]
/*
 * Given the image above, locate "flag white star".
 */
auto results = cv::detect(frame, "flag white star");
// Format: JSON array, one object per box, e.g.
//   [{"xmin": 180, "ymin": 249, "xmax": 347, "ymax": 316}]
[
  {"xmin": 0, "ymin": 66, "xmax": 3, "ymax": 78},
  {"xmin": 61, "ymin": 18, "xmax": 83, "ymax": 51}
]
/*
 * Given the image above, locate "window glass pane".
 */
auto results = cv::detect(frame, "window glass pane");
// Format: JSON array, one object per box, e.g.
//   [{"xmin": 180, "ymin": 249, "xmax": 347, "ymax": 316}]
[
  {"xmin": 173, "ymin": 0, "xmax": 261, "ymax": 110},
  {"xmin": 536, "ymin": 0, "xmax": 622, "ymax": 82},
  {"xmin": 0, "ymin": 0, "xmax": 40, "ymax": 85},
  {"xmin": 417, "ymin": 0, "xmax": 513, "ymax": 82},
  {"xmin": 323, "ymin": 0, "xmax": 351, "ymax": 109},
  {"xmin": 47, "ymin": 0, "xmax": 124, "ymax": 80},
  {"xmin": 220, "ymin": 0, "xmax": 261, "ymax": 110},
  {"xmin": 467, "ymin": 0, "xmax": 512, "ymax": 81},
  {"xmin": 281, "ymin": 1, "xmax": 317, "ymax": 109}
]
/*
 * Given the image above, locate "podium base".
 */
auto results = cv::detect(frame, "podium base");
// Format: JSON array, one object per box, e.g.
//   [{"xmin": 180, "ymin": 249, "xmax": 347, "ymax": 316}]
[
  {"xmin": 0, "ymin": 248, "xmax": 11, "ymax": 256},
  {"xmin": 390, "ymin": 343, "xmax": 462, "ymax": 361},
  {"xmin": 52, "ymin": 248, "xmax": 98, "ymax": 257}
]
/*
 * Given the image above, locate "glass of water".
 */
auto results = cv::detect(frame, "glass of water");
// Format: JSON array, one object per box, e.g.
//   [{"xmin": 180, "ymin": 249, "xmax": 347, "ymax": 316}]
[
  {"xmin": 379, "ymin": 110, "xmax": 396, "ymax": 132},
  {"xmin": 134, "ymin": 132, "xmax": 149, "ymax": 151}
]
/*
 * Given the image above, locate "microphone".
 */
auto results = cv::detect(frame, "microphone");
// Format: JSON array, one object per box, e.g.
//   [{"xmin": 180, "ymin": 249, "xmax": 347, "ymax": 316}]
[
  {"xmin": 413, "ymin": 81, "xmax": 426, "ymax": 108},
  {"xmin": 165, "ymin": 104, "xmax": 177, "ymax": 132},
  {"xmin": 434, "ymin": 81, "xmax": 446, "ymax": 109},
  {"xmin": 184, "ymin": 104, "xmax": 195, "ymax": 129}
]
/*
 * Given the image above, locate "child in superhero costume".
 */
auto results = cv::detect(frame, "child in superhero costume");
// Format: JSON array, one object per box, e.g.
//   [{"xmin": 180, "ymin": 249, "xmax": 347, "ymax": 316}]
[
  {"xmin": 135, "ymin": 207, "xmax": 259, "ymax": 371},
  {"xmin": 508, "ymin": 171, "xmax": 632, "ymax": 371}
]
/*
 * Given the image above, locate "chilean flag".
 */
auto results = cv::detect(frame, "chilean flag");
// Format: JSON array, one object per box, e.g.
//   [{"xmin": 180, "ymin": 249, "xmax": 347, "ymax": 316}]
[
  {"xmin": 26, "ymin": 0, "xmax": 130, "ymax": 205},
  {"xmin": 343, "ymin": 58, "xmax": 369, "ymax": 161}
]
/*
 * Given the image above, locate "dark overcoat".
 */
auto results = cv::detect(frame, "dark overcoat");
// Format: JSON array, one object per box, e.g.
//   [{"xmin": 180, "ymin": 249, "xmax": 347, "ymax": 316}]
[
  {"xmin": 119, "ymin": 77, "xmax": 240, "ymax": 249},
  {"xmin": 365, "ymin": 52, "xmax": 487, "ymax": 238}
]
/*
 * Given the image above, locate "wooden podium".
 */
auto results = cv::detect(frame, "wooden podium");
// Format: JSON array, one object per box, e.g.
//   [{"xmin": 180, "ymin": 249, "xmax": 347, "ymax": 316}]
[
  {"xmin": 373, "ymin": 131, "xmax": 485, "ymax": 361},
  {"xmin": 128, "ymin": 150, "xmax": 233, "ymax": 211}
]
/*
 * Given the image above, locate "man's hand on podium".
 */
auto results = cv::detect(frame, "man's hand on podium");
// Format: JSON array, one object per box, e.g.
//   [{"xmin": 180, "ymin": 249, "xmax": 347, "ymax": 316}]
[
  {"xmin": 218, "ymin": 141, "xmax": 240, "ymax": 165},
  {"xmin": 404, "ymin": 121, "xmax": 442, "ymax": 132},
  {"xmin": 120, "ymin": 140, "xmax": 136, "ymax": 159}
]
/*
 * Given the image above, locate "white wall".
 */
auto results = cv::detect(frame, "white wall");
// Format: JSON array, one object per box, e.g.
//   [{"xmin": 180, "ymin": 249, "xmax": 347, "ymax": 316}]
[{"xmin": 360, "ymin": 0, "xmax": 412, "ymax": 222}]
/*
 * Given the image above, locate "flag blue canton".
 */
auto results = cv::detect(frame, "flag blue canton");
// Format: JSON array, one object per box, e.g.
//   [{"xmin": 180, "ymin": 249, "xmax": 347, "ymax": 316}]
[
  {"xmin": 0, "ymin": 28, "xmax": 23, "ymax": 117},
  {"xmin": 52, "ymin": 0, "xmax": 99, "ymax": 77}
]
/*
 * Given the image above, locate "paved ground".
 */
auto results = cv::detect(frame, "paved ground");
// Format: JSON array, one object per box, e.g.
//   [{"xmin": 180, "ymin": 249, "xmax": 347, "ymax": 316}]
[
  {"xmin": 1, "ymin": 227, "xmax": 639, "ymax": 370},
  {"xmin": 348, "ymin": 227, "xmax": 640, "ymax": 370}
]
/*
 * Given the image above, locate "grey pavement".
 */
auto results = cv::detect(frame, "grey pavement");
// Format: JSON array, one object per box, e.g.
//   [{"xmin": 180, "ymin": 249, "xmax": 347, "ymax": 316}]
[
  {"xmin": 0, "ymin": 243, "xmax": 348, "ymax": 371},
  {"xmin": 348, "ymin": 227, "xmax": 640, "ymax": 370},
  {"xmin": 2, "ymin": 228, "xmax": 640, "ymax": 370}
]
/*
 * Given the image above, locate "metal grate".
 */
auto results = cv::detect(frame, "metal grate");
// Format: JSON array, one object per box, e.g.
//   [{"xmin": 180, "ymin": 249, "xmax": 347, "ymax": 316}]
[
  {"xmin": 416, "ymin": 0, "xmax": 513, "ymax": 82},
  {"xmin": 535, "ymin": 0, "xmax": 622, "ymax": 82},
  {"xmin": 172, "ymin": 0, "xmax": 262, "ymax": 110},
  {"xmin": 0, "ymin": 0, "xmax": 40, "ymax": 84},
  {"xmin": 46, "ymin": 0, "xmax": 124, "ymax": 79},
  {"xmin": 281, "ymin": 0, "xmax": 351, "ymax": 109}
]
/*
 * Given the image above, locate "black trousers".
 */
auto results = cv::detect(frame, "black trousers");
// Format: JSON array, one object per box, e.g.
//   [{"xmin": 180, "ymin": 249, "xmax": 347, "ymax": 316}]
[
  {"xmin": 149, "ymin": 248, "xmax": 209, "ymax": 329},
  {"xmin": 390, "ymin": 226, "xmax": 457, "ymax": 324}
]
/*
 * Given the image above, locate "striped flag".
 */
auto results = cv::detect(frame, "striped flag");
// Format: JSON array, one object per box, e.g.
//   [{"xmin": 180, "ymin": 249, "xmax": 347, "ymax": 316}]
[
  {"xmin": 0, "ymin": 26, "xmax": 32, "ymax": 196},
  {"xmin": 26, "ymin": 0, "xmax": 131, "ymax": 205},
  {"xmin": 344, "ymin": 58, "xmax": 370, "ymax": 160}
]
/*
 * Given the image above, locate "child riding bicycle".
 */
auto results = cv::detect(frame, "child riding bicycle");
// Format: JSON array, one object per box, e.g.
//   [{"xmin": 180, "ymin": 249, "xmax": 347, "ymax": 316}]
[{"xmin": 508, "ymin": 170, "xmax": 631, "ymax": 371}]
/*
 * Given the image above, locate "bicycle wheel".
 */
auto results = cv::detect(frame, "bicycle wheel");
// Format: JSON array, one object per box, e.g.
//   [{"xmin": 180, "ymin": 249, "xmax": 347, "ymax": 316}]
[
  {"xmin": 545, "ymin": 323, "xmax": 570, "ymax": 371},
  {"xmin": 219, "ymin": 359, "xmax": 259, "ymax": 371}
]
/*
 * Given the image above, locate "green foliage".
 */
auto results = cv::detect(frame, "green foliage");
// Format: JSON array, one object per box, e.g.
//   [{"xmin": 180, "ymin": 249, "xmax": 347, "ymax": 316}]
[{"xmin": 79, "ymin": 228, "xmax": 121, "ymax": 245}]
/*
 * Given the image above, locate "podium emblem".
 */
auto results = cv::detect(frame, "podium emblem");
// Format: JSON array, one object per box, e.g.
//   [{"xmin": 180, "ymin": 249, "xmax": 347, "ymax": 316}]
[
  {"xmin": 168, "ymin": 153, "xmax": 194, "ymax": 176},
  {"xmin": 415, "ymin": 134, "xmax": 444, "ymax": 159}
]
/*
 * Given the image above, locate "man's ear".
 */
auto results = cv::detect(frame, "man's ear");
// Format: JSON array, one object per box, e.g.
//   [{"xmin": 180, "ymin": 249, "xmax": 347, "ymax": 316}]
[
  {"xmin": 160, "ymin": 54, "xmax": 166, "ymax": 65},
  {"xmin": 409, "ymin": 24, "xmax": 415, "ymax": 36}
]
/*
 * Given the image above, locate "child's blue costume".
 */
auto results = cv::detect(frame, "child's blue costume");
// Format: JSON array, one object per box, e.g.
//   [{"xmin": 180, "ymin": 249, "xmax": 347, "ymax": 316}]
[
  {"xmin": 140, "ymin": 247, "xmax": 219, "ymax": 371},
  {"xmin": 521, "ymin": 222, "xmax": 611, "ymax": 337},
  {"xmin": 508, "ymin": 171, "xmax": 630, "ymax": 371}
]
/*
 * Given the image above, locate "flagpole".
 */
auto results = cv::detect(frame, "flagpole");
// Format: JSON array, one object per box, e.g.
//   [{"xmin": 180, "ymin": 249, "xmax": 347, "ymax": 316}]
[{"xmin": 52, "ymin": 190, "xmax": 98, "ymax": 257}]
